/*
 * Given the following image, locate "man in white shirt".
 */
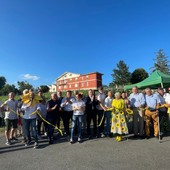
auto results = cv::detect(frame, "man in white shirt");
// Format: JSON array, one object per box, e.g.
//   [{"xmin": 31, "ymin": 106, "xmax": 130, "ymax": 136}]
[
  {"xmin": 1, "ymin": 92, "xmax": 18, "ymax": 145},
  {"xmin": 104, "ymin": 90, "xmax": 113, "ymax": 136},
  {"xmin": 96, "ymin": 86, "xmax": 106, "ymax": 137},
  {"xmin": 61, "ymin": 91, "xmax": 75, "ymax": 136},
  {"xmin": 21, "ymin": 91, "xmax": 41, "ymax": 148},
  {"xmin": 129, "ymin": 86, "xmax": 145, "ymax": 139}
]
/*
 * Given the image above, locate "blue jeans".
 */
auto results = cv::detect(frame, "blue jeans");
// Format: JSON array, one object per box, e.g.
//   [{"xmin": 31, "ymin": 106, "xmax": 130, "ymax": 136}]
[
  {"xmin": 23, "ymin": 118, "xmax": 38, "ymax": 142},
  {"xmin": 105, "ymin": 111, "xmax": 111, "ymax": 135},
  {"xmin": 71, "ymin": 115, "xmax": 84, "ymax": 140}
]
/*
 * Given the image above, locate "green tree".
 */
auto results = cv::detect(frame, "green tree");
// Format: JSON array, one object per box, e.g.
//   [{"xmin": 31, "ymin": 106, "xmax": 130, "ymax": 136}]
[
  {"xmin": 17, "ymin": 81, "xmax": 33, "ymax": 94},
  {"xmin": 111, "ymin": 60, "xmax": 131, "ymax": 87},
  {"xmin": 131, "ymin": 68, "xmax": 148, "ymax": 84},
  {"xmin": 38, "ymin": 85, "xmax": 50, "ymax": 93},
  {"xmin": 0, "ymin": 76, "xmax": 6, "ymax": 89},
  {"xmin": 151, "ymin": 49, "xmax": 170, "ymax": 74},
  {"xmin": 1, "ymin": 84, "xmax": 18, "ymax": 95}
]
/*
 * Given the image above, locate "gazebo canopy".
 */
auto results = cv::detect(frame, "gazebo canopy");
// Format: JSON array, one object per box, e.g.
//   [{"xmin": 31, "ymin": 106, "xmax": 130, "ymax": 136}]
[{"xmin": 124, "ymin": 70, "xmax": 170, "ymax": 90}]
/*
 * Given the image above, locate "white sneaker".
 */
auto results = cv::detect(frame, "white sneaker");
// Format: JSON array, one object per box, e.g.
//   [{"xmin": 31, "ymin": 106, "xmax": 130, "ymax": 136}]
[
  {"xmin": 70, "ymin": 139, "xmax": 74, "ymax": 144},
  {"xmin": 33, "ymin": 142, "xmax": 39, "ymax": 149},
  {"xmin": 5, "ymin": 141, "xmax": 11, "ymax": 146},
  {"xmin": 44, "ymin": 132, "xmax": 47, "ymax": 136},
  {"xmin": 78, "ymin": 138, "xmax": 82, "ymax": 143}
]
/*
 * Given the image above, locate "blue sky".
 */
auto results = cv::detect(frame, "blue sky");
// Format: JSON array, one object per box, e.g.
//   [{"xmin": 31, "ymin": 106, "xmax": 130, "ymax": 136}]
[{"xmin": 0, "ymin": 0, "xmax": 170, "ymax": 87}]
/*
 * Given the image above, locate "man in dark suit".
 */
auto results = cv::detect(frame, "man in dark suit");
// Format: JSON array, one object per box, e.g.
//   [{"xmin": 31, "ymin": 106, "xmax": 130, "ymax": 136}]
[{"xmin": 85, "ymin": 89, "xmax": 98, "ymax": 139}]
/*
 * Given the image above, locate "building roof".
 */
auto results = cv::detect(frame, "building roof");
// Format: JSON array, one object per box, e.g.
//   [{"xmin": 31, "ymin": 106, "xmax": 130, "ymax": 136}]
[
  {"xmin": 56, "ymin": 71, "xmax": 103, "ymax": 80},
  {"xmin": 56, "ymin": 72, "xmax": 80, "ymax": 80},
  {"xmin": 81, "ymin": 72, "xmax": 103, "ymax": 76}
]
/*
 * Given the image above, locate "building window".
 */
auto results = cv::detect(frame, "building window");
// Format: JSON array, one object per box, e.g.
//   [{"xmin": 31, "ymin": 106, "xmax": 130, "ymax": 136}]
[
  {"xmin": 87, "ymin": 82, "xmax": 88, "ymax": 86},
  {"xmin": 75, "ymin": 77, "xmax": 78, "ymax": 81},
  {"xmin": 86, "ymin": 75, "xmax": 89, "ymax": 79},
  {"xmin": 64, "ymin": 85, "xmax": 67, "ymax": 89},
  {"xmin": 70, "ymin": 79, "xmax": 72, "ymax": 81},
  {"xmin": 75, "ymin": 84, "xmax": 78, "ymax": 87},
  {"xmin": 69, "ymin": 85, "xmax": 71, "ymax": 88},
  {"xmin": 82, "ymin": 83, "xmax": 84, "ymax": 87},
  {"xmin": 82, "ymin": 77, "xmax": 84, "ymax": 80},
  {"xmin": 59, "ymin": 86, "xmax": 61, "ymax": 90}
]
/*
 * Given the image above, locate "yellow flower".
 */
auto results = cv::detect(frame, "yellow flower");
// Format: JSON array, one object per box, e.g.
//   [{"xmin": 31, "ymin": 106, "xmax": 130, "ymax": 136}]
[
  {"xmin": 120, "ymin": 118, "xmax": 125, "ymax": 123},
  {"xmin": 116, "ymin": 123, "xmax": 120, "ymax": 128},
  {"xmin": 116, "ymin": 115, "xmax": 120, "ymax": 120},
  {"xmin": 122, "ymin": 126, "xmax": 126, "ymax": 132},
  {"xmin": 126, "ymin": 108, "xmax": 133, "ymax": 115},
  {"xmin": 120, "ymin": 111, "xmax": 124, "ymax": 115},
  {"xmin": 116, "ymin": 136, "xmax": 122, "ymax": 142},
  {"xmin": 112, "ymin": 118, "xmax": 115, "ymax": 122},
  {"xmin": 111, "ymin": 126, "xmax": 114, "ymax": 130}
]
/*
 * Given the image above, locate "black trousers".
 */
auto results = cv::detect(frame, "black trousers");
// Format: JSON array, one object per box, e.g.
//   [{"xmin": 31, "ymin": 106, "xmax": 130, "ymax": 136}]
[
  {"xmin": 37, "ymin": 119, "xmax": 48, "ymax": 136},
  {"xmin": 86, "ymin": 110, "xmax": 97, "ymax": 136},
  {"xmin": 46, "ymin": 116, "xmax": 57, "ymax": 140},
  {"xmin": 61, "ymin": 111, "xmax": 73, "ymax": 136}
]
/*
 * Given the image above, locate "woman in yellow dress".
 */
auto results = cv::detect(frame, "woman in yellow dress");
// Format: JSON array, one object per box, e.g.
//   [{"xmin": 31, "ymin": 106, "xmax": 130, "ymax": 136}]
[{"xmin": 111, "ymin": 92, "xmax": 128, "ymax": 141}]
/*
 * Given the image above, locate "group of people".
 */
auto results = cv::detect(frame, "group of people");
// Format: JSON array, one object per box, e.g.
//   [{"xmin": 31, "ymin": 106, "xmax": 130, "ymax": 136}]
[{"xmin": 0, "ymin": 86, "xmax": 170, "ymax": 148}]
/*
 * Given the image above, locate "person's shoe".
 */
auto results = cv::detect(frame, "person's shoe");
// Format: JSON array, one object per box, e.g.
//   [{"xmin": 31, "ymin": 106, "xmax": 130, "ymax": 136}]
[
  {"xmin": 25, "ymin": 140, "xmax": 31, "ymax": 146},
  {"xmin": 101, "ymin": 133, "xmax": 105, "ymax": 138},
  {"xmin": 70, "ymin": 139, "xmax": 74, "ymax": 144},
  {"xmin": 5, "ymin": 141, "xmax": 11, "ymax": 146},
  {"xmin": 139, "ymin": 135, "xmax": 145, "ymax": 140},
  {"xmin": 78, "ymin": 137, "xmax": 82, "ymax": 143},
  {"xmin": 38, "ymin": 135, "xmax": 42, "ymax": 140},
  {"xmin": 12, "ymin": 137, "xmax": 18, "ymax": 141},
  {"xmin": 49, "ymin": 139, "xmax": 53, "ymax": 145},
  {"xmin": 133, "ymin": 135, "xmax": 138, "ymax": 139},
  {"xmin": 33, "ymin": 142, "xmax": 39, "ymax": 149},
  {"xmin": 145, "ymin": 136, "xmax": 150, "ymax": 140},
  {"xmin": 88, "ymin": 135, "xmax": 92, "ymax": 140},
  {"xmin": 109, "ymin": 133, "xmax": 113, "ymax": 138},
  {"xmin": 44, "ymin": 132, "xmax": 47, "ymax": 136}
]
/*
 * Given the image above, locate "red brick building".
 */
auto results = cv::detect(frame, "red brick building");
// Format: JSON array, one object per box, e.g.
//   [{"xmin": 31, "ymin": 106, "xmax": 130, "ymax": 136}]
[{"xmin": 56, "ymin": 72, "xmax": 103, "ymax": 91}]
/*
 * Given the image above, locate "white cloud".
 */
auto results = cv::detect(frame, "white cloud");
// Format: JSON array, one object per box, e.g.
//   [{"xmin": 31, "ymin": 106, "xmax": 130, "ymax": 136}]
[{"xmin": 21, "ymin": 74, "xmax": 40, "ymax": 81}]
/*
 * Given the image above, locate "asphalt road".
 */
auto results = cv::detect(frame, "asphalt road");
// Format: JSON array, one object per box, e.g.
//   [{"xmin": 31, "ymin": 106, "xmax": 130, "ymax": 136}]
[{"xmin": 0, "ymin": 134, "xmax": 170, "ymax": 170}]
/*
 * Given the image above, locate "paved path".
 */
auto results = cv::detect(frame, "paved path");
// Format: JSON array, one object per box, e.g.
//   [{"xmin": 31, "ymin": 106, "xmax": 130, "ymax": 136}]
[{"xmin": 0, "ymin": 135, "xmax": 170, "ymax": 170}]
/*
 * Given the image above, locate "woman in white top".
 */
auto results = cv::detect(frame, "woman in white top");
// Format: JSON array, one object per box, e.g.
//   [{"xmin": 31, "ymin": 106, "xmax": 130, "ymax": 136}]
[{"xmin": 70, "ymin": 93, "xmax": 85, "ymax": 143}]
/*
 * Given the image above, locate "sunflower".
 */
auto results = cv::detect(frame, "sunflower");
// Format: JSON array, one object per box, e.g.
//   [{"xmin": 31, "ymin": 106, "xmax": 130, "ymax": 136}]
[
  {"xmin": 116, "ymin": 122, "xmax": 120, "ymax": 128},
  {"xmin": 121, "ymin": 126, "xmax": 126, "ymax": 132},
  {"xmin": 126, "ymin": 108, "xmax": 133, "ymax": 115},
  {"xmin": 116, "ymin": 115, "xmax": 120, "ymax": 120},
  {"xmin": 120, "ymin": 118, "xmax": 125, "ymax": 123},
  {"xmin": 120, "ymin": 111, "xmax": 124, "ymax": 115},
  {"xmin": 111, "ymin": 126, "xmax": 114, "ymax": 130}
]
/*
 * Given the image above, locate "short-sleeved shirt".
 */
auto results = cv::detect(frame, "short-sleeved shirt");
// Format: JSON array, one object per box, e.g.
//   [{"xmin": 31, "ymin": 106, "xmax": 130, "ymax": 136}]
[
  {"xmin": 96, "ymin": 93, "xmax": 106, "ymax": 110},
  {"xmin": 129, "ymin": 93, "xmax": 145, "ymax": 107},
  {"xmin": 47, "ymin": 99, "xmax": 60, "ymax": 118},
  {"xmin": 105, "ymin": 97, "xmax": 113, "ymax": 108},
  {"xmin": 145, "ymin": 94, "xmax": 161, "ymax": 109},
  {"xmin": 4, "ymin": 99, "xmax": 18, "ymax": 120},
  {"xmin": 72, "ymin": 100, "xmax": 85, "ymax": 116}
]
